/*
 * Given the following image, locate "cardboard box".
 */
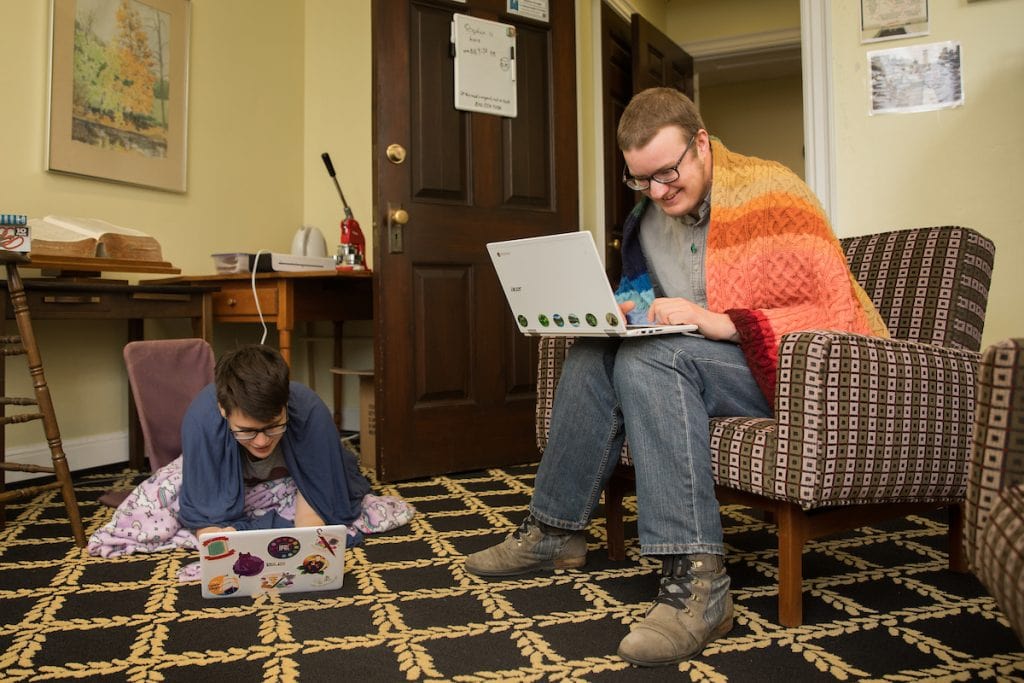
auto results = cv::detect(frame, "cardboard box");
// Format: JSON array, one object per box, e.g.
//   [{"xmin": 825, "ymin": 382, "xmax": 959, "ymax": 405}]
[{"xmin": 331, "ymin": 368, "xmax": 375, "ymax": 470}]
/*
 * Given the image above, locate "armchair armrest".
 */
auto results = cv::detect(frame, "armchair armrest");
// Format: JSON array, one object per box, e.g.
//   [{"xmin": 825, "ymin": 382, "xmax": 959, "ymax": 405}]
[
  {"xmin": 774, "ymin": 331, "xmax": 981, "ymax": 508},
  {"xmin": 965, "ymin": 338, "xmax": 1024, "ymax": 563},
  {"xmin": 536, "ymin": 337, "xmax": 576, "ymax": 452}
]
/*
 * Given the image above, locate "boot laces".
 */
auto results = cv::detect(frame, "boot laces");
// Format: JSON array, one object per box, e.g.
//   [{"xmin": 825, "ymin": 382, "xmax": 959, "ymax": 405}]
[
  {"xmin": 513, "ymin": 515, "xmax": 570, "ymax": 542},
  {"xmin": 511, "ymin": 516, "xmax": 536, "ymax": 542},
  {"xmin": 654, "ymin": 556, "xmax": 697, "ymax": 612}
]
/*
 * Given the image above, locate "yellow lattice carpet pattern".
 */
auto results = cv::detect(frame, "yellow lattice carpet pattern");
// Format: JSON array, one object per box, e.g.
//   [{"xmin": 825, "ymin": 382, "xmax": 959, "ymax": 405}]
[{"xmin": 1, "ymin": 462, "xmax": 1022, "ymax": 682}]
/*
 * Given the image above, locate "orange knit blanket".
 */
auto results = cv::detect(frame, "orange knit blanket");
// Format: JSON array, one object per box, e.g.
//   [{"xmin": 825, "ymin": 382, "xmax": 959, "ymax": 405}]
[{"xmin": 615, "ymin": 140, "xmax": 889, "ymax": 400}]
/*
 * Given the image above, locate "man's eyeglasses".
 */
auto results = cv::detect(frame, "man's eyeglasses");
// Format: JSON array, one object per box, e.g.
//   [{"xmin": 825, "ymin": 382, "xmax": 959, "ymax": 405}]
[
  {"xmin": 622, "ymin": 134, "xmax": 697, "ymax": 191},
  {"xmin": 231, "ymin": 422, "xmax": 288, "ymax": 441}
]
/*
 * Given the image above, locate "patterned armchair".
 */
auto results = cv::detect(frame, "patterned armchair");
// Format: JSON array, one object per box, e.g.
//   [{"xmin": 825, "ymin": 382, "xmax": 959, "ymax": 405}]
[
  {"xmin": 965, "ymin": 338, "xmax": 1024, "ymax": 643},
  {"xmin": 535, "ymin": 226, "xmax": 996, "ymax": 626}
]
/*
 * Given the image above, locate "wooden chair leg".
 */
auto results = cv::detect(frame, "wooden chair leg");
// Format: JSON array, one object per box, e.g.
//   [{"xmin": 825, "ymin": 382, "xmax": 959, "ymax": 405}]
[
  {"xmin": 776, "ymin": 502, "xmax": 806, "ymax": 627},
  {"xmin": 605, "ymin": 467, "xmax": 629, "ymax": 561},
  {"xmin": 948, "ymin": 503, "xmax": 968, "ymax": 573},
  {"xmin": 0, "ymin": 260, "xmax": 85, "ymax": 547}
]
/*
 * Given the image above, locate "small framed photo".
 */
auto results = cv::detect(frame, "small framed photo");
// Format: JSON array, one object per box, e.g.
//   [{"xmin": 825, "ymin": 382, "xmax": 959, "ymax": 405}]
[
  {"xmin": 47, "ymin": 0, "xmax": 191, "ymax": 193},
  {"xmin": 861, "ymin": 0, "xmax": 929, "ymax": 44}
]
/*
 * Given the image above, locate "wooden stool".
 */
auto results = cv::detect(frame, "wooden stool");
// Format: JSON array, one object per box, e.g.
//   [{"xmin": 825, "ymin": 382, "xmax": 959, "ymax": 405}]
[{"xmin": 0, "ymin": 252, "xmax": 85, "ymax": 547}]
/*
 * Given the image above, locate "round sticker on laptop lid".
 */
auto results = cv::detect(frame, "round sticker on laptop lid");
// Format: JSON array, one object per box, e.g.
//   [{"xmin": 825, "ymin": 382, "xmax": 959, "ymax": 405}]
[
  {"xmin": 207, "ymin": 575, "xmax": 239, "ymax": 596},
  {"xmin": 268, "ymin": 536, "xmax": 301, "ymax": 559},
  {"xmin": 586, "ymin": 313, "xmax": 598, "ymax": 327},
  {"xmin": 568, "ymin": 314, "xmax": 580, "ymax": 327},
  {"xmin": 606, "ymin": 313, "xmax": 620, "ymax": 326},
  {"xmin": 538, "ymin": 314, "xmax": 550, "ymax": 327},
  {"xmin": 517, "ymin": 314, "xmax": 528, "ymax": 327},
  {"xmin": 553, "ymin": 314, "xmax": 565, "ymax": 327},
  {"xmin": 298, "ymin": 554, "xmax": 329, "ymax": 575}
]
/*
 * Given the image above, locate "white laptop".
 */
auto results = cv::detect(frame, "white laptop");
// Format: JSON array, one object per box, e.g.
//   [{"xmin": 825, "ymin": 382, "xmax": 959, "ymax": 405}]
[
  {"xmin": 486, "ymin": 232, "xmax": 698, "ymax": 337},
  {"xmin": 198, "ymin": 524, "xmax": 347, "ymax": 598}
]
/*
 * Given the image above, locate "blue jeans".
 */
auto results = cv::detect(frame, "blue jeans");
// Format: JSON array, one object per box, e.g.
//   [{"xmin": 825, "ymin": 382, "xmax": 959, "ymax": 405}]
[{"xmin": 530, "ymin": 335, "xmax": 772, "ymax": 556}]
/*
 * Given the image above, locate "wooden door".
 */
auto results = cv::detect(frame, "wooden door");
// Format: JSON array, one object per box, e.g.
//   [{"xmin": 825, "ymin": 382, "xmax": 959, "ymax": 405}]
[
  {"xmin": 600, "ymin": 7, "xmax": 693, "ymax": 277},
  {"xmin": 371, "ymin": 0, "xmax": 578, "ymax": 482}
]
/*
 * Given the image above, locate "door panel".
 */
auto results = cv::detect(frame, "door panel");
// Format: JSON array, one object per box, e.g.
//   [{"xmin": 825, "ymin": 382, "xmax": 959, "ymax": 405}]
[
  {"xmin": 412, "ymin": 265, "xmax": 472, "ymax": 403},
  {"xmin": 410, "ymin": 7, "xmax": 469, "ymax": 204},
  {"xmin": 372, "ymin": 0, "xmax": 577, "ymax": 481},
  {"xmin": 632, "ymin": 13, "xmax": 694, "ymax": 95},
  {"xmin": 601, "ymin": 6, "xmax": 694, "ymax": 280}
]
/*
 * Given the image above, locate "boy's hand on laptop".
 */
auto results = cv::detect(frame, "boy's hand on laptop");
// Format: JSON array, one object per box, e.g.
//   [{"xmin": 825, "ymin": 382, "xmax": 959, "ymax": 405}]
[{"xmin": 647, "ymin": 297, "xmax": 739, "ymax": 342}]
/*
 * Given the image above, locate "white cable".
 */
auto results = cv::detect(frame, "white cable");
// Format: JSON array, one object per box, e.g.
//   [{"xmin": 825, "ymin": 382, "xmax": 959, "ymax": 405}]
[{"xmin": 251, "ymin": 249, "xmax": 269, "ymax": 344}]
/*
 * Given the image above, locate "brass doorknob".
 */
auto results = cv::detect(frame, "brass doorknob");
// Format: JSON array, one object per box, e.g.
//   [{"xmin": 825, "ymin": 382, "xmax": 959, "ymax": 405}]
[
  {"xmin": 389, "ymin": 207, "xmax": 409, "ymax": 225},
  {"xmin": 386, "ymin": 144, "xmax": 407, "ymax": 164},
  {"xmin": 610, "ymin": 239, "xmax": 622, "ymax": 250}
]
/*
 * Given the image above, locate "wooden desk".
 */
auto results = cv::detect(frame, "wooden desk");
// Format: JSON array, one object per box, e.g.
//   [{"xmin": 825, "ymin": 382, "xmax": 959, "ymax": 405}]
[
  {"xmin": 0, "ymin": 277, "xmax": 215, "ymax": 496},
  {"xmin": 150, "ymin": 270, "xmax": 374, "ymax": 422}
]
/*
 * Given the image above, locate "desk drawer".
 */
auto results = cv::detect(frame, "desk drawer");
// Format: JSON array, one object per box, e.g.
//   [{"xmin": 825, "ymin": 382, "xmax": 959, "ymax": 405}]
[{"xmin": 211, "ymin": 284, "xmax": 278, "ymax": 318}]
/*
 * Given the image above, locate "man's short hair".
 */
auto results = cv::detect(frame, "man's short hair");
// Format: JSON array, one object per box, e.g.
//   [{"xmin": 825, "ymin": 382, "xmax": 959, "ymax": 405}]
[
  {"xmin": 617, "ymin": 87, "xmax": 706, "ymax": 152},
  {"xmin": 215, "ymin": 344, "xmax": 290, "ymax": 421}
]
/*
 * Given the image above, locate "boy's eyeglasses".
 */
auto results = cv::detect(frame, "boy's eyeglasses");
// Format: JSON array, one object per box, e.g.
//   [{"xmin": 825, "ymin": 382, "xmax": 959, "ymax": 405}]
[
  {"xmin": 622, "ymin": 134, "xmax": 697, "ymax": 191},
  {"xmin": 231, "ymin": 422, "xmax": 288, "ymax": 441}
]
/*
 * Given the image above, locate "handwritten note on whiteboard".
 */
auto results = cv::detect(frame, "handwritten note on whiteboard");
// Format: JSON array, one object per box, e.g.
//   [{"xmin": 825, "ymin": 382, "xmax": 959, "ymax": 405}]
[{"xmin": 452, "ymin": 14, "xmax": 517, "ymax": 117}]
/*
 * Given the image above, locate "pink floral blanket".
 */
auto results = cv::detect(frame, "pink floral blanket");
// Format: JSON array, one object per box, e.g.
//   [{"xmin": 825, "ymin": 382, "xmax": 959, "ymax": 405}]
[{"xmin": 87, "ymin": 456, "xmax": 415, "ymax": 582}]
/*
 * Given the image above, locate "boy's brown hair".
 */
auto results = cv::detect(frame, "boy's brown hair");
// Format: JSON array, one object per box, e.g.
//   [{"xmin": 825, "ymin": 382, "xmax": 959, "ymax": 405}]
[
  {"xmin": 215, "ymin": 344, "xmax": 290, "ymax": 421},
  {"xmin": 616, "ymin": 87, "xmax": 706, "ymax": 151}
]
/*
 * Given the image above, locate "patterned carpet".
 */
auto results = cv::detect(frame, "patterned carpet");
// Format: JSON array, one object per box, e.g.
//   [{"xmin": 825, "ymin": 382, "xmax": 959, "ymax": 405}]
[{"xmin": 1, "ymin": 460, "xmax": 1022, "ymax": 682}]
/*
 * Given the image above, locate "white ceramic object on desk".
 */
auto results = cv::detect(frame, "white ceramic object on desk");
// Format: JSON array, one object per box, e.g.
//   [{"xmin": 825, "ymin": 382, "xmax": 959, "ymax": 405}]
[{"xmin": 291, "ymin": 225, "xmax": 328, "ymax": 257}]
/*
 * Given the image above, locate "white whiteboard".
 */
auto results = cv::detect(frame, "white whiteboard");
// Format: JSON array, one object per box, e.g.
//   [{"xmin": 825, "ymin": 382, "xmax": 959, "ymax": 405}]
[{"xmin": 451, "ymin": 13, "xmax": 517, "ymax": 117}]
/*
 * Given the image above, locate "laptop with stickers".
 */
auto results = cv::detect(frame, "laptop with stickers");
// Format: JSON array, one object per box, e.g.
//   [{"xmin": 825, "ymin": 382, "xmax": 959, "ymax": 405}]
[
  {"xmin": 486, "ymin": 231, "xmax": 698, "ymax": 337},
  {"xmin": 198, "ymin": 524, "xmax": 347, "ymax": 598}
]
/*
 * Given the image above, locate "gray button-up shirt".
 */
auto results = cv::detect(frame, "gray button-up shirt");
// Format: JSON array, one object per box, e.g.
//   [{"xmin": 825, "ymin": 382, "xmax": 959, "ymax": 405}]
[{"xmin": 638, "ymin": 190, "xmax": 711, "ymax": 308}]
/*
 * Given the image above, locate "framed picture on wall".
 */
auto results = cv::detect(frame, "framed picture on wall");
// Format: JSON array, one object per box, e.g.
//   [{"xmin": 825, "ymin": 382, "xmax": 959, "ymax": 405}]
[
  {"xmin": 861, "ymin": 0, "xmax": 929, "ymax": 44},
  {"xmin": 47, "ymin": 0, "xmax": 191, "ymax": 193}
]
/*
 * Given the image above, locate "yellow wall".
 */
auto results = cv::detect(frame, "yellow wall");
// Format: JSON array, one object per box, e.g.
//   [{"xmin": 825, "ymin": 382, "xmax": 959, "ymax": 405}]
[
  {"xmin": 304, "ymin": 0, "xmax": 373, "ymax": 269},
  {"xmin": 666, "ymin": 0, "xmax": 800, "ymax": 42},
  {"xmin": 829, "ymin": 0, "xmax": 1023, "ymax": 345},
  {"xmin": 698, "ymin": 74, "xmax": 805, "ymax": 177}
]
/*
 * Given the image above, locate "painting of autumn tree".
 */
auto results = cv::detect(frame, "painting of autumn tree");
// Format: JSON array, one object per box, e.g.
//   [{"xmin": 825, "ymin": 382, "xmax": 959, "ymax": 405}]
[{"xmin": 72, "ymin": 0, "xmax": 171, "ymax": 158}]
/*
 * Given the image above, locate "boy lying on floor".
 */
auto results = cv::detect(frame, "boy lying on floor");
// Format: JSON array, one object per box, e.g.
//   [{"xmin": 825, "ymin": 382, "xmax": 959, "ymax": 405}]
[{"xmin": 88, "ymin": 344, "xmax": 413, "ymax": 580}]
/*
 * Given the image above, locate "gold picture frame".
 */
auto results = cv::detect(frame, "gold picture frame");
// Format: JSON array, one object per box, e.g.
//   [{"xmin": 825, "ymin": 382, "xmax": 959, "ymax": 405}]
[{"xmin": 47, "ymin": 0, "xmax": 191, "ymax": 193}]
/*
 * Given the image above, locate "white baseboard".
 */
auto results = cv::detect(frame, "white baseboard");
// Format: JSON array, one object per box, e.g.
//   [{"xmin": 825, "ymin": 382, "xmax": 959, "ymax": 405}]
[{"xmin": 3, "ymin": 431, "xmax": 129, "ymax": 483}]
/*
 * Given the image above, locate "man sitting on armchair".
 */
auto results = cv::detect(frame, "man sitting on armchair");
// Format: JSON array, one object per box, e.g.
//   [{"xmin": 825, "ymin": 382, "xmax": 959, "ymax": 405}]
[{"xmin": 464, "ymin": 87, "xmax": 889, "ymax": 667}]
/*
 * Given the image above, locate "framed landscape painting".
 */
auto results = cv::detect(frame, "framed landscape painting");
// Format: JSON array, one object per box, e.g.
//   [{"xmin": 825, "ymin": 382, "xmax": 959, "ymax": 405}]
[{"xmin": 47, "ymin": 0, "xmax": 191, "ymax": 192}]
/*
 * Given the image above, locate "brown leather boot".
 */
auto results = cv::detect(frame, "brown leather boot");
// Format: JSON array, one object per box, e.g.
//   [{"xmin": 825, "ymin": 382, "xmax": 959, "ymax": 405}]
[
  {"xmin": 464, "ymin": 516, "xmax": 587, "ymax": 577},
  {"xmin": 618, "ymin": 554, "xmax": 733, "ymax": 666}
]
